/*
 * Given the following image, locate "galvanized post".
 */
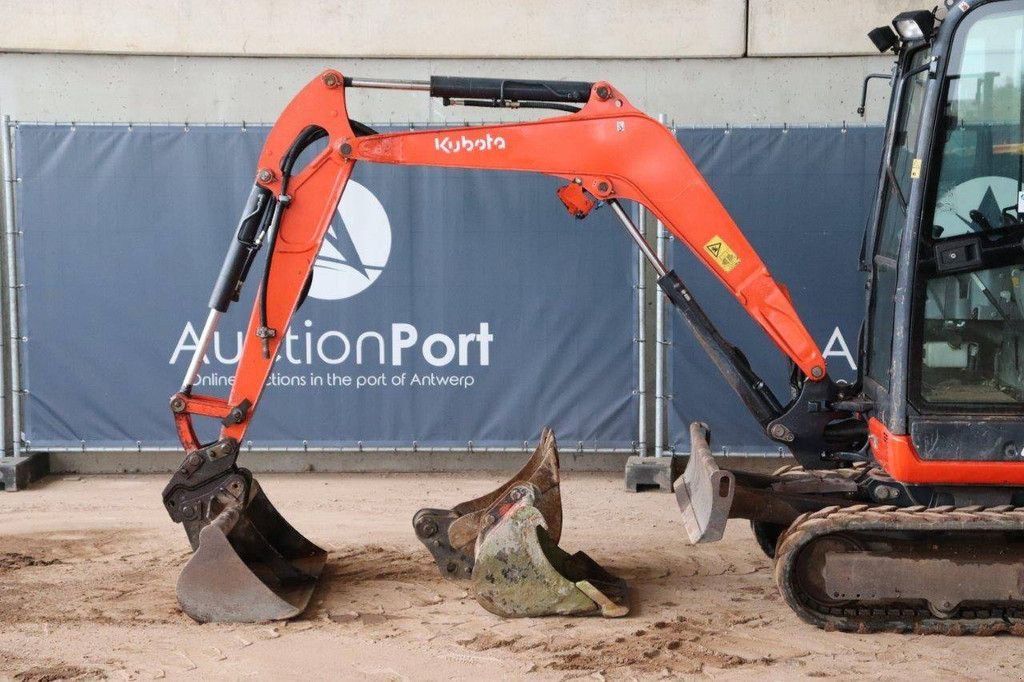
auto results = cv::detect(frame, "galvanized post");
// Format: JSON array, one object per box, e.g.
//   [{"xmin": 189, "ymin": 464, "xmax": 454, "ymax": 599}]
[
  {"xmin": 636, "ymin": 204, "xmax": 647, "ymax": 457},
  {"xmin": 2, "ymin": 115, "xmax": 20, "ymax": 459},
  {"xmin": 654, "ymin": 114, "xmax": 668, "ymax": 457}
]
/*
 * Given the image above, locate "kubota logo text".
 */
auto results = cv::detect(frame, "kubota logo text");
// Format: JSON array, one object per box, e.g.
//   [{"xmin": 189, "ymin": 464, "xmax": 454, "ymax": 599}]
[{"xmin": 434, "ymin": 133, "xmax": 507, "ymax": 154}]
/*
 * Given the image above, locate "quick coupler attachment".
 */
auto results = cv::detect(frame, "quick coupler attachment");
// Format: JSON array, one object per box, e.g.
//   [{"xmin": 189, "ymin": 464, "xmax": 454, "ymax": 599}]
[
  {"xmin": 414, "ymin": 427, "xmax": 563, "ymax": 580},
  {"xmin": 472, "ymin": 482, "xmax": 629, "ymax": 618},
  {"xmin": 673, "ymin": 422, "xmax": 736, "ymax": 544},
  {"xmin": 162, "ymin": 438, "xmax": 327, "ymax": 622}
]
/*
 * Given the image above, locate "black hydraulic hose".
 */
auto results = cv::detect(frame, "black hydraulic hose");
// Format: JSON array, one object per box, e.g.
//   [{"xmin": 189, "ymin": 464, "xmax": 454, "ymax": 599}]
[
  {"xmin": 255, "ymin": 120, "xmax": 376, "ymax": 356},
  {"xmin": 349, "ymin": 119, "xmax": 378, "ymax": 136},
  {"xmin": 257, "ymin": 125, "xmax": 328, "ymax": 356}
]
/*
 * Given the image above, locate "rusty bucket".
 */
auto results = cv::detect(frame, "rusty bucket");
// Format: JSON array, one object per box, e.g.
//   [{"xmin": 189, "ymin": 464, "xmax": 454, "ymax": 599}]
[
  {"xmin": 414, "ymin": 427, "xmax": 563, "ymax": 579},
  {"xmin": 471, "ymin": 482, "xmax": 629, "ymax": 618}
]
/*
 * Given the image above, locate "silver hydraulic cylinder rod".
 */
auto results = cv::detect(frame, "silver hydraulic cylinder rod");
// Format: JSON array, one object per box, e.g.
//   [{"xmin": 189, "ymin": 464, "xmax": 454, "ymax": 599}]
[
  {"xmin": 180, "ymin": 308, "xmax": 222, "ymax": 392},
  {"xmin": 345, "ymin": 77, "xmax": 430, "ymax": 91},
  {"xmin": 608, "ymin": 199, "xmax": 668, "ymax": 279}
]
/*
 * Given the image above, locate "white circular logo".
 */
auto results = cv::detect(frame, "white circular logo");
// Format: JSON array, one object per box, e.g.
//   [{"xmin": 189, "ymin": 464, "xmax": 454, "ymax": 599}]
[{"xmin": 309, "ymin": 180, "xmax": 392, "ymax": 301}]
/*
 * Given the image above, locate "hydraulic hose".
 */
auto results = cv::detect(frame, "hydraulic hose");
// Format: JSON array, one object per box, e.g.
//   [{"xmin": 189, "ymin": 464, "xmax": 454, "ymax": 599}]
[
  {"xmin": 256, "ymin": 119, "xmax": 379, "ymax": 356},
  {"xmin": 257, "ymin": 125, "xmax": 328, "ymax": 356}
]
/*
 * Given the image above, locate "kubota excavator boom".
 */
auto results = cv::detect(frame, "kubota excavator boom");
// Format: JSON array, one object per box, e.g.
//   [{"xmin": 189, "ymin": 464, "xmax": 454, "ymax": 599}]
[
  {"xmin": 164, "ymin": 0, "xmax": 1024, "ymax": 635},
  {"xmin": 162, "ymin": 70, "xmax": 859, "ymax": 623}
]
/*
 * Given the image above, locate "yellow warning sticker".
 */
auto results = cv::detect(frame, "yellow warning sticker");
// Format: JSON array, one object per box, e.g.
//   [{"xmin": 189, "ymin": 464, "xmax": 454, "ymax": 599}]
[
  {"xmin": 910, "ymin": 158, "xmax": 922, "ymax": 179},
  {"xmin": 704, "ymin": 235, "xmax": 740, "ymax": 273}
]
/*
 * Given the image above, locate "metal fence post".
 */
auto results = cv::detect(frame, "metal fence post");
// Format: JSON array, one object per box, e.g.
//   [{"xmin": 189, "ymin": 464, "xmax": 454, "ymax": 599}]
[
  {"xmin": 654, "ymin": 114, "xmax": 669, "ymax": 457},
  {"xmin": 2, "ymin": 115, "xmax": 21, "ymax": 459},
  {"xmin": 636, "ymin": 204, "xmax": 647, "ymax": 457}
]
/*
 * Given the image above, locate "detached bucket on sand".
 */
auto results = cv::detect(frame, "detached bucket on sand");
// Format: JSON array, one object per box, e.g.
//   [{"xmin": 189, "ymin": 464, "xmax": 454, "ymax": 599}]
[
  {"xmin": 472, "ymin": 482, "xmax": 629, "ymax": 618},
  {"xmin": 414, "ymin": 428, "xmax": 563, "ymax": 580}
]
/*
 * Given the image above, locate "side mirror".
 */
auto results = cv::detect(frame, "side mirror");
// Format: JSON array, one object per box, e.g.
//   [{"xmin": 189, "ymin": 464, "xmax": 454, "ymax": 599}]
[{"xmin": 858, "ymin": 73, "xmax": 894, "ymax": 117}]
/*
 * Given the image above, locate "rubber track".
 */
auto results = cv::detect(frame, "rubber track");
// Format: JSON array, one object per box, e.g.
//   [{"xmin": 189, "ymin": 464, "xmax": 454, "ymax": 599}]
[{"xmin": 774, "ymin": 504, "xmax": 1024, "ymax": 635}]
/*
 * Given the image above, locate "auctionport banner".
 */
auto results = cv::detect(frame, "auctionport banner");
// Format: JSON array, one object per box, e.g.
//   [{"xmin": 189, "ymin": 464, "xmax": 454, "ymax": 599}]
[
  {"xmin": 666, "ymin": 126, "xmax": 883, "ymax": 454},
  {"xmin": 14, "ymin": 124, "xmax": 638, "ymax": 449}
]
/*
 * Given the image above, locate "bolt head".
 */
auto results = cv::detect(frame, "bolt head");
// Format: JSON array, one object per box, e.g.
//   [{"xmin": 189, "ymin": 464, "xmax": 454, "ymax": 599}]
[
  {"xmin": 418, "ymin": 520, "xmax": 438, "ymax": 537},
  {"xmin": 811, "ymin": 366, "xmax": 824, "ymax": 378},
  {"xmin": 322, "ymin": 72, "xmax": 341, "ymax": 88},
  {"xmin": 170, "ymin": 398, "xmax": 186, "ymax": 413},
  {"xmin": 597, "ymin": 181, "xmax": 610, "ymax": 193},
  {"xmin": 595, "ymin": 85, "xmax": 611, "ymax": 100},
  {"xmin": 257, "ymin": 169, "xmax": 274, "ymax": 183},
  {"xmin": 339, "ymin": 141, "xmax": 353, "ymax": 156}
]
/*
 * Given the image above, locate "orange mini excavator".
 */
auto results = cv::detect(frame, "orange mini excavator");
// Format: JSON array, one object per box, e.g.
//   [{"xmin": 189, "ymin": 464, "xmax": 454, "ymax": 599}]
[{"xmin": 164, "ymin": 0, "xmax": 1024, "ymax": 633}]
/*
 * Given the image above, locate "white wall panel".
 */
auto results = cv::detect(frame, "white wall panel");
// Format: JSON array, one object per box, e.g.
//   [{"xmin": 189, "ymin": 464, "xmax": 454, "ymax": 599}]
[
  {"xmin": 0, "ymin": 1, "xmax": 746, "ymax": 59},
  {"xmin": 749, "ymin": 0, "xmax": 933, "ymax": 56}
]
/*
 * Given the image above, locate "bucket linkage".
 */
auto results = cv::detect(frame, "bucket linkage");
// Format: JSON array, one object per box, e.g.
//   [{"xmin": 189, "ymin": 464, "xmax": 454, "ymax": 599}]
[
  {"xmin": 162, "ymin": 438, "xmax": 328, "ymax": 623},
  {"xmin": 415, "ymin": 428, "xmax": 629, "ymax": 617}
]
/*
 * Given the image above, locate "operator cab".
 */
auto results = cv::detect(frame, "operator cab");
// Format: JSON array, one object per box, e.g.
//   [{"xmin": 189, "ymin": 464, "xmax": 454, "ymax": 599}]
[{"xmin": 864, "ymin": 0, "xmax": 1024, "ymax": 464}]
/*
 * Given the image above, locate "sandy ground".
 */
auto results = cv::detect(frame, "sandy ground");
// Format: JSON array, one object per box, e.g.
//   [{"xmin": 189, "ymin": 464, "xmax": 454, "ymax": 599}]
[{"xmin": 0, "ymin": 472, "xmax": 1020, "ymax": 682}]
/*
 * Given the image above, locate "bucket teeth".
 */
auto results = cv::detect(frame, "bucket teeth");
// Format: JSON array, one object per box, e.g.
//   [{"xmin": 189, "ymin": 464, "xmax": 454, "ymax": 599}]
[
  {"xmin": 164, "ymin": 439, "xmax": 327, "ymax": 623},
  {"xmin": 415, "ymin": 427, "xmax": 562, "ymax": 580},
  {"xmin": 471, "ymin": 482, "xmax": 629, "ymax": 618}
]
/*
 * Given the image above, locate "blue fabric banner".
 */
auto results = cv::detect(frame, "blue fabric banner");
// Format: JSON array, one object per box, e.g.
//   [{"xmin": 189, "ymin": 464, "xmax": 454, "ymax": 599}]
[{"xmin": 15, "ymin": 125, "xmax": 638, "ymax": 449}]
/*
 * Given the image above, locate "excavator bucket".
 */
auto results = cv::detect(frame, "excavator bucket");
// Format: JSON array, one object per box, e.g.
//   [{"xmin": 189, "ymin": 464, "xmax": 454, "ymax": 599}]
[
  {"xmin": 674, "ymin": 421, "xmax": 735, "ymax": 544},
  {"xmin": 177, "ymin": 488, "xmax": 327, "ymax": 623},
  {"xmin": 472, "ymin": 482, "xmax": 629, "ymax": 617},
  {"xmin": 414, "ymin": 427, "xmax": 562, "ymax": 579},
  {"xmin": 166, "ymin": 453, "xmax": 328, "ymax": 623}
]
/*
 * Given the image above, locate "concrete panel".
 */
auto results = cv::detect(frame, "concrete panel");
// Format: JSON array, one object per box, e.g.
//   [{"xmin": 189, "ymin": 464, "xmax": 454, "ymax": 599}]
[
  {"xmin": 0, "ymin": 0, "xmax": 746, "ymax": 59},
  {"xmin": 0, "ymin": 53, "xmax": 896, "ymax": 126},
  {"xmin": 750, "ymin": 0, "xmax": 932, "ymax": 56}
]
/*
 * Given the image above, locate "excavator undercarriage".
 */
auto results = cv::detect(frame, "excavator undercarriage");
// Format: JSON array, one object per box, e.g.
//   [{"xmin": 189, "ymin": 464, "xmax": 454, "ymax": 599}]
[
  {"xmin": 679, "ymin": 423, "xmax": 1024, "ymax": 634},
  {"xmin": 775, "ymin": 504, "xmax": 1024, "ymax": 635}
]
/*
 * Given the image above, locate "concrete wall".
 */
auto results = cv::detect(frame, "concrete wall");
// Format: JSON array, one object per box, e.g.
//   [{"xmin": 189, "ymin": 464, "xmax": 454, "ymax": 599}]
[
  {"xmin": 0, "ymin": 1, "xmax": 930, "ymax": 125},
  {"xmin": 749, "ymin": 0, "xmax": 931, "ymax": 56},
  {"xmin": 0, "ymin": 0, "xmax": 747, "ymax": 59},
  {"xmin": 0, "ymin": 2, "xmax": 922, "ymax": 471},
  {"xmin": 0, "ymin": 53, "xmax": 894, "ymax": 126}
]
